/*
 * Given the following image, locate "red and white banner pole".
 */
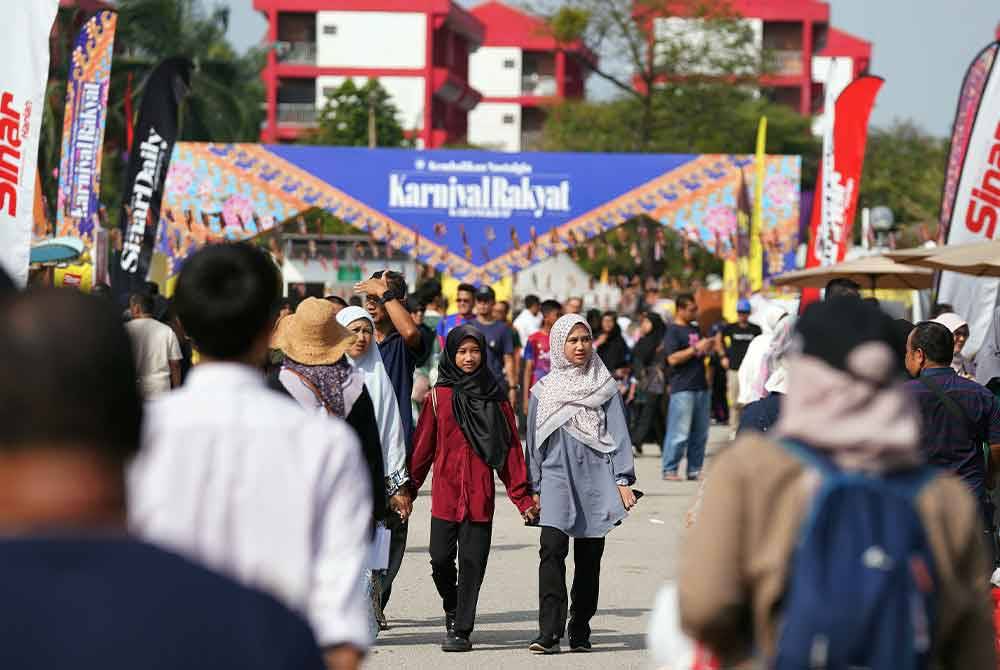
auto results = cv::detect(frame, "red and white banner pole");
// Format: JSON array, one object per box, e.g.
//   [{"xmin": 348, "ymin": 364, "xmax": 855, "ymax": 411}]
[
  {"xmin": 0, "ymin": 0, "xmax": 59, "ymax": 286},
  {"xmin": 937, "ymin": 42, "xmax": 1000, "ymax": 355},
  {"xmin": 800, "ymin": 75, "xmax": 884, "ymax": 308}
]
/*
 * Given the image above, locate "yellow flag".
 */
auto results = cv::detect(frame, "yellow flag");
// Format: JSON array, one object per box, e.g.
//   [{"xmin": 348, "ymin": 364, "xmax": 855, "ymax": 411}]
[
  {"xmin": 723, "ymin": 258, "xmax": 738, "ymax": 323},
  {"xmin": 750, "ymin": 117, "xmax": 767, "ymax": 292}
]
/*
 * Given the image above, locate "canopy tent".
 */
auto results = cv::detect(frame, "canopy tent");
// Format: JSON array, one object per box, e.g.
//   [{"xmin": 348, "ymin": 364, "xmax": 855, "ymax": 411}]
[
  {"xmin": 29, "ymin": 236, "xmax": 84, "ymax": 266},
  {"xmin": 155, "ymin": 145, "xmax": 801, "ymax": 282},
  {"xmin": 891, "ymin": 239, "xmax": 1000, "ymax": 278},
  {"xmin": 773, "ymin": 254, "xmax": 934, "ymax": 291}
]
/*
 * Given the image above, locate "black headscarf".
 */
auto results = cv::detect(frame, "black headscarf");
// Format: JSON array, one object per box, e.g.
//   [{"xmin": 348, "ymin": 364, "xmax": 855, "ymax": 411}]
[
  {"xmin": 632, "ymin": 313, "xmax": 666, "ymax": 367},
  {"xmin": 436, "ymin": 325, "xmax": 512, "ymax": 470},
  {"xmin": 597, "ymin": 312, "xmax": 629, "ymax": 371}
]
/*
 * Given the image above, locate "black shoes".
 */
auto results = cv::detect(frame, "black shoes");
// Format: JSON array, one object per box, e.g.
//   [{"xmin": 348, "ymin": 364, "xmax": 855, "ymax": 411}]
[
  {"xmin": 445, "ymin": 610, "xmax": 456, "ymax": 634},
  {"xmin": 569, "ymin": 638, "xmax": 592, "ymax": 653},
  {"xmin": 442, "ymin": 631, "xmax": 472, "ymax": 652},
  {"xmin": 528, "ymin": 636, "xmax": 561, "ymax": 654}
]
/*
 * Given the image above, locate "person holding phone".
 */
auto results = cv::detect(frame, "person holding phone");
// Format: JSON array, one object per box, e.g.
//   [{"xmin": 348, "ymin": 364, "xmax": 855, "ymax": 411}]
[{"xmin": 525, "ymin": 314, "xmax": 638, "ymax": 655}]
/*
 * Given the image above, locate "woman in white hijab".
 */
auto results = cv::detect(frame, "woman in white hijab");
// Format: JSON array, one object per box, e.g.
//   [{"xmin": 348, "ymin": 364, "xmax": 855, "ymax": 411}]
[
  {"xmin": 737, "ymin": 303, "xmax": 789, "ymax": 405},
  {"xmin": 933, "ymin": 312, "xmax": 975, "ymax": 379},
  {"xmin": 336, "ymin": 306, "xmax": 409, "ymax": 499},
  {"xmin": 525, "ymin": 314, "xmax": 637, "ymax": 654}
]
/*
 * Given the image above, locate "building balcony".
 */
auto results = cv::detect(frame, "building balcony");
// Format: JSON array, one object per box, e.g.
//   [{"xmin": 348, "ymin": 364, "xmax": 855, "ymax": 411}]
[
  {"xmin": 521, "ymin": 74, "xmax": 558, "ymax": 97},
  {"xmin": 277, "ymin": 103, "xmax": 318, "ymax": 125},
  {"xmin": 276, "ymin": 41, "xmax": 317, "ymax": 65},
  {"xmin": 770, "ymin": 49, "xmax": 804, "ymax": 77}
]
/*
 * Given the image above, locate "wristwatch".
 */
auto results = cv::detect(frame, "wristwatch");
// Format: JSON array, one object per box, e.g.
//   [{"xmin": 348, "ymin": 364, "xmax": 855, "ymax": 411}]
[{"xmin": 380, "ymin": 286, "xmax": 403, "ymax": 303}]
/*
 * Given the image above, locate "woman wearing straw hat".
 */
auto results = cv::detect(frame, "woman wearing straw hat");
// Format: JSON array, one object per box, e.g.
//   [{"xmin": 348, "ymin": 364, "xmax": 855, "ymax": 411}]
[{"xmin": 273, "ymin": 298, "xmax": 386, "ymax": 520}]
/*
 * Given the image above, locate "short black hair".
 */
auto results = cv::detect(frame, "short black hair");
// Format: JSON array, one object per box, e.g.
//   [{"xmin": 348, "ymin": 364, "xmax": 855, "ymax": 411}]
[
  {"xmin": 0, "ymin": 289, "xmax": 141, "ymax": 461},
  {"xmin": 540, "ymin": 299, "xmax": 561, "ymax": 316},
  {"xmin": 129, "ymin": 292, "xmax": 154, "ymax": 315},
  {"xmin": 405, "ymin": 295, "xmax": 424, "ymax": 313},
  {"xmin": 524, "ymin": 295, "xmax": 540, "ymax": 309},
  {"xmin": 910, "ymin": 321, "xmax": 954, "ymax": 366},
  {"xmin": 457, "ymin": 283, "xmax": 477, "ymax": 297},
  {"xmin": 372, "ymin": 270, "xmax": 407, "ymax": 297},
  {"xmin": 174, "ymin": 243, "xmax": 280, "ymax": 359},
  {"xmin": 324, "ymin": 295, "xmax": 348, "ymax": 309},
  {"xmin": 349, "ymin": 296, "xmax": 363, "ymax": 307},
  {"xmin": 675, "ymin": 293, "xmax": 695, "ymax": 310},
  {"xmin": 824, "ymin": 278, "xmax": 861, "ymax": 299},
  {"xmin": 797, "ymin": 296, "xmax": 904, "ymax": 377}
]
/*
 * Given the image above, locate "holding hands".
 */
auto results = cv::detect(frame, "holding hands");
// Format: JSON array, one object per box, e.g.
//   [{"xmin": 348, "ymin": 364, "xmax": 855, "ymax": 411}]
[{"xmin": 389, "ymin": 490, "xmax": 413, "ymax": 522}]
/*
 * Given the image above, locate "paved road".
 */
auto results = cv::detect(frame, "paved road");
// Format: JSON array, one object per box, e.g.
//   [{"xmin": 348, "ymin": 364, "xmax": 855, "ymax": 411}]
[{"xmin": 366, "ymin": 428, "xmax": 726, "ymax": 670}]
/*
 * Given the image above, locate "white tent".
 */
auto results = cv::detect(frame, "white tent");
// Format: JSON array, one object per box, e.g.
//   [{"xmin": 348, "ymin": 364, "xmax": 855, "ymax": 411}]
[{"xmin": 512, "ymin": 253, "xmax": 622, "ymax": 310}]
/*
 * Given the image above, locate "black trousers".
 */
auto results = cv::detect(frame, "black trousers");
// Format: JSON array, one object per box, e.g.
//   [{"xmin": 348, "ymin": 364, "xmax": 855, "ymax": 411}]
[
  {"xmin": 630, "ymin": 393, "xmax": 665, "ymax": 447},
  {"xmin": 429, "ymin": 517, "xmax": 492, "ymax": 636},
  {"xmin": 379, "ymin": 520, "xmax": 409, "ymax": 611},
  {"xmin": 538, "ymin": 526, "xmax": 605, "ymax": 641}
]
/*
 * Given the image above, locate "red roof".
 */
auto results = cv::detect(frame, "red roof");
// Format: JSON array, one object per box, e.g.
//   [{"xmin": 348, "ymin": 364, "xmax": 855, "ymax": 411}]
[
  {"xmin": 59, "ymin": 0, "xmax": 113, "ymax": 9},
  {"xmin": 727, "ymin": 0, "xmax": 829, "ymax": 22},
  {"xmin": 471, "ymin": 0, "xmax": 593, "ymax": 58},
  {"xmin": 821, "ymin": 27, "xmax": 872, "ymax": 59}
]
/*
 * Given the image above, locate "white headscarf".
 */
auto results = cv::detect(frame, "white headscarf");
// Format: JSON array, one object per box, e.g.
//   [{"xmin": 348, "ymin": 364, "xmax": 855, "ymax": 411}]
[
  {"xmin": 933, "ymin": 312, "xmax": 974, "ymax": 378},
  {"xmin": 531, "ymin": 314, "xmax": 619, "ymax": 453},
  {"xmin": 738, "ymin": 303, "xmax": 789, "ymax": 405},
  {"xmin": 336, "ymin": 306, "xmax": 407, "ymax": 482}
]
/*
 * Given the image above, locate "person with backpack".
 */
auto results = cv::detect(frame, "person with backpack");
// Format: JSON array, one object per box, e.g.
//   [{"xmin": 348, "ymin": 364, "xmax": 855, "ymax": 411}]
[{"xmin": 679, "ymin": 298, "xmax": 995, "ymax": 670}]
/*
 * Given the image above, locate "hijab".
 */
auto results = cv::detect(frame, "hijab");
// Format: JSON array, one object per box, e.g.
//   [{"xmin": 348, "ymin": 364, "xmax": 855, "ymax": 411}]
[
  {"xmin": 435, "ymin": 325, "xmax": 511, "ymax": 470},
  {"xmin": 976, "ymin": 307, "xmax": 1000, "ymax": 387},
  {"xmin": 738, "ymin": 303, "xmax": 789, "ymax": 405},
  {"xmin": 933, "ymin": 312, "xmax": 974, "ymax": 377},
  {"xmin": 282, "ymin": 356, "xmax": 363, "ymax": 418},
  {"xmin": 597, "ymin": 313, "xmax": 630, "ymax": 371},
  {"xmin": 762, "ymin": 316, "xmax": 796, "ymax": 395},
  {"xmin": 532, "ymin": 314, "xmax": 619, "ymax": 453},
  {"xmin": 776, "ymin": 298, "xmax": 922, "ymax": 474},
  {"xmin": 336, "ymin": 306, "xmax": 407, "ymax": 478},
  {"xmin": 633, "ymin": 313, "xmax": 666, "ymax": 368}
]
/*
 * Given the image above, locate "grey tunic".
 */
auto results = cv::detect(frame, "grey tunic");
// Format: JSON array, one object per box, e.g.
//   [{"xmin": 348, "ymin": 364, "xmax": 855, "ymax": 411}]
[{"xmin": 526, "ymin": 394, "xmax": 637, "ymax": 538}]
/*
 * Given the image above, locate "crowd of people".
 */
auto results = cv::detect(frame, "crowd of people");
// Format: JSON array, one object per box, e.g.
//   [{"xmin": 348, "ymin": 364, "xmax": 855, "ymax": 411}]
[{"xmin": 8, "ymin": 242, "xmax": 1000, "ymax": 668}]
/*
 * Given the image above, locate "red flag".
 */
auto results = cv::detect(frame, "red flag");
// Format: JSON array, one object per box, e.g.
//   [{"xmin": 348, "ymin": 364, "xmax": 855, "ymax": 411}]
[
  {"xmin": 801, "ymin": 76, "xmax": 883, "ymax": 308},
  {"xmin": 125, "ymin": 72, "xmax": 134, "ymax": 153}
]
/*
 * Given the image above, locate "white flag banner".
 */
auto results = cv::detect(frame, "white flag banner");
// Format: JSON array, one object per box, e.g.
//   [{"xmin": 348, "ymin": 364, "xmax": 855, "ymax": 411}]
[
  {"xmin": 0, "ymin": 1, "xmax": 59, "ymax": 286},
  {"xmin": 938, "ymin": 43, "xmax": 1000, "ymax": 355}
]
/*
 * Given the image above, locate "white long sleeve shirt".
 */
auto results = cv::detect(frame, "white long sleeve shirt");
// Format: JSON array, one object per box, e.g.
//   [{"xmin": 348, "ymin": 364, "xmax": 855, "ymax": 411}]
[{"xmin": 128, "ymin": 363, "xmax": 372, "ymax": 650}]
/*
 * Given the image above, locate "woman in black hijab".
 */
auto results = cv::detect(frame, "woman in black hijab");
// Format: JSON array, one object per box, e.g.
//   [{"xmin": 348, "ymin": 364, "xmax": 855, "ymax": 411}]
[
  {"xmin": 406, "ymin": 325, "xmax": 538, "ymax": 652},
  {"xmin": 596, "ymin": 311, "xmax": 630, "ymax": 373},
  {"xmin": 630, "ymin": 312, "xmax": 667, "ymax": 453}
]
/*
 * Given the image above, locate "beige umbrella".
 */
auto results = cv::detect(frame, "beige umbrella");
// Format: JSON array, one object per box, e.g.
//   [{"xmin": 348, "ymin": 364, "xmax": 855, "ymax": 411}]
[
  {"xmin": 896, "ymin": 238, "xmax": 1000, "ymax": 277},
  {"xmin": 773, "ymin": 254, "xmax": 934, "ymax": 290}
]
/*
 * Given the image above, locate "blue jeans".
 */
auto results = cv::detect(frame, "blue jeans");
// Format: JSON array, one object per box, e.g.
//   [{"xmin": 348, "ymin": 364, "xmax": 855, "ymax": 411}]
[{"xmin": 662, "ymin": 390, "xmax": 710, "ymax": 476}]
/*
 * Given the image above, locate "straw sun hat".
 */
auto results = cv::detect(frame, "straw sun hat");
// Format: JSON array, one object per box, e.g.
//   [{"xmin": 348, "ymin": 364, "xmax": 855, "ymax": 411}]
[{"xmin": 271, "ymin": 297, "xmax": 356, "ymax": 365}]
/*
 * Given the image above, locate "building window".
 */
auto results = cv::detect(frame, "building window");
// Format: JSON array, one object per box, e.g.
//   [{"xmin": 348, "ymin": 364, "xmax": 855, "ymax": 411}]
[
  {"xmin": 322, "ymin": 25, "xmax": 337, "ymax": 36},
  {"xmin": 502, "ymin": 114, "xmax": 515, "ymax": 125},
  {"xmin": 503, "ymin": 58, "xmax": 516, "ymax": 69},
  {"xmin": 322, "ymin": 87, "xmax": 337, "ymax": 99}
]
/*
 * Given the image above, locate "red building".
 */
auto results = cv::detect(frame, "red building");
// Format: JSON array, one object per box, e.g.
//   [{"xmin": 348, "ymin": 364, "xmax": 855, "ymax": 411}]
[
  {"xmin": 467, "ymin": 0, "xmax": 595, "ymax": 151},
  {"xmin": 645, "ymin": 0, "xmax": 872, "ymax": 121},
  {"xmin": 253, "ymin": 0, "xmax": 484, "ymax": 146}
]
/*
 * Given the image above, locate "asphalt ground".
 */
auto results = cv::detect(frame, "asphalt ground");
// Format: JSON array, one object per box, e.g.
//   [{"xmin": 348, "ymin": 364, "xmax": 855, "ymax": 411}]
[{"xmin": 364, "ymin": 426, "xmax": 727, "ymax": 670}]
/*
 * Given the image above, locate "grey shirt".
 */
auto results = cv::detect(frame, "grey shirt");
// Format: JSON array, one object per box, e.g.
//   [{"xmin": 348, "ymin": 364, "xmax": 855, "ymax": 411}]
[{"xmin": 526, "ymin": 394, "xmax": 636, "ymax": 538}]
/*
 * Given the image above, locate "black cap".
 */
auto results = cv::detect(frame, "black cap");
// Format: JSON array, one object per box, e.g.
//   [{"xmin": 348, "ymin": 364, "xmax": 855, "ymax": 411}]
[{"xmin": 475, "ymin": 285, "xmax": 495, "ymax": 302}]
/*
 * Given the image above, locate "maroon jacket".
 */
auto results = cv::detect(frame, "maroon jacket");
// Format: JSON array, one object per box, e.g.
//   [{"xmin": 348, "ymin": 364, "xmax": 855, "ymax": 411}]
[{"xmin": 410, "ymin": 387, "xmax": 533, "ymax": 523}]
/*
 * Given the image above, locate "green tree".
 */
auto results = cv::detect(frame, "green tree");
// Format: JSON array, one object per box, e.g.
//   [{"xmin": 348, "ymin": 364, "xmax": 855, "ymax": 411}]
[
  {"xmin": 858, "ymin": 120, "xmax": 947, "ymax": 242},
  {"xmin": 305, "ymin": 79, "xmax": 409, "ymax": 147},
  {"xmin": 540, "ymin": 0, "xmax": 764, "ymax": 150},
  {"xmin": 542, "ymin": 89, "xmax": 819, "ymax": 186}
]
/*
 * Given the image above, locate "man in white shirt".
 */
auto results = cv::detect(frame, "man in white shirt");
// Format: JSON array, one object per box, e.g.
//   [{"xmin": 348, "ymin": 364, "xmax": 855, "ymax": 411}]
[
  {"xmin": 125, "ymin": 293, "xmax": 181, "ymax": 397},
  {"xmin": 513, "ymin": 294, "xmax": 543, "ymax": 345},
  {"xmin": 128, "ymin": 244, "xmax": 372, "ymax": 670}
]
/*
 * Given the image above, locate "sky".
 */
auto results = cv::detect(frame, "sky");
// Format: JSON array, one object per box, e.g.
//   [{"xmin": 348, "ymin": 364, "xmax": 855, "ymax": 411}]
[{"xmin": 221, "ymin": 0, "xmax": 1000, "ymax": 137}]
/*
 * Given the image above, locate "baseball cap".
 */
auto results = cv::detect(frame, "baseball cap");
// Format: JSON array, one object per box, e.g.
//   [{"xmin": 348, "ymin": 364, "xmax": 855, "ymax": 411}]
[
  {"xmin": 737, "ymin": 298, "xmax": 752, "ymax": 314},
  {"xmin": 475, "ymin": 286, "xmax": 496, "ymax": 302}
]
